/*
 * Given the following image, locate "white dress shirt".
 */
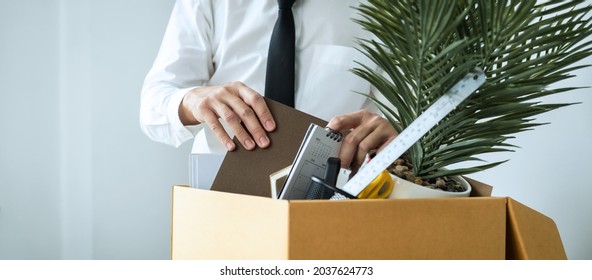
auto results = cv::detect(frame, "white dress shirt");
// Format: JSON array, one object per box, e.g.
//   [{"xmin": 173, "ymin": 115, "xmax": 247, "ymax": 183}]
[{"xmin": 140, "ymin": 0, "xmax": 378, "ymax": 152}]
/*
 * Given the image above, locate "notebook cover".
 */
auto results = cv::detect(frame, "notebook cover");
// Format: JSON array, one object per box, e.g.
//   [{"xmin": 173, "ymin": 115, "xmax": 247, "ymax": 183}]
[{"xmin": 211, "ymin": 98, "xmax": 327, "ymax": 197}]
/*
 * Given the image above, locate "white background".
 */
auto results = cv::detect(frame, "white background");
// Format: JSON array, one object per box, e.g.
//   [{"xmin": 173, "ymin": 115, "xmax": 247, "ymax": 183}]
[{"xmin": 0, "ymin": 0, "xmax": 591, "ymax": 260}]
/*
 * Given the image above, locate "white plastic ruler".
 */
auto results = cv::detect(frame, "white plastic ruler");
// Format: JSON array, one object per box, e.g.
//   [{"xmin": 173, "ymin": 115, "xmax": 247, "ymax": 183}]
[{"xmin": 342, "ymin": 68, "xmax": 486, "ymax": 196}]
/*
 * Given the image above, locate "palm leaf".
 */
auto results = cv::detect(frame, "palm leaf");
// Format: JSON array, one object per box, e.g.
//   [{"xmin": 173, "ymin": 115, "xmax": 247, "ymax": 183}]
[{"xmin": 354, "ymin": 0, "xmax": 592, "ymax": 179}]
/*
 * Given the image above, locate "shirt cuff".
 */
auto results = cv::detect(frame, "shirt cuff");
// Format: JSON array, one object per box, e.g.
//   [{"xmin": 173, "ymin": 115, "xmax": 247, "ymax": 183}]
[{"xmin": 167, "ymin": 87, "xmax": 203, "ymax": 147}]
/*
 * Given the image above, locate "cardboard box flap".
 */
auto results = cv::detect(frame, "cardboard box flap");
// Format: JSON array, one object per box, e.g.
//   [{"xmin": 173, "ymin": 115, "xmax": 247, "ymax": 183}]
[
  {"xmin": 286, "ymin": 197, "xmax": 506, "ymax": 260},
  {"xmin": 464, "ymin": 177, "xmax": 493, "ymax": 197},
  {"xmin": 171, "ymin": 186, "xmax": 290, "ymax": 259},
  {"xmin": 505, "ymin": 198, "xmax": 567, "ymax": 260}
]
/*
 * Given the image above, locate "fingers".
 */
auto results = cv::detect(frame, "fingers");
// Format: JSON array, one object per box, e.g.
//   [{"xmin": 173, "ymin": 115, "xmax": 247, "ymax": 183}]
[
  {"xmin": 213, "ymin": 100, "xmax": 259, "ymax": 151},
  {"xmin": 328, "ymin": 110, "xmax": 397, "ymax": 172},
  {"xmin": 233, "ymin": 86, "xmax": 275, "ymax": 149},
  {"xmin": 240, "ymin": 88, "xmax": 276, "ymax": 133},
  {"xmin": 200, "ymin": 108, "xmax": 236, "ymax": 151},
  {"xmin": 343, "ymin": 124, "xmax": 378, "ymax": 172},
  {"xmin": 326, "ymin": 110, "xmax": 365, "ymax": 132},
  {"xmin": 182, "ymin": 81, "xmax": 276, "ymax": 151}
]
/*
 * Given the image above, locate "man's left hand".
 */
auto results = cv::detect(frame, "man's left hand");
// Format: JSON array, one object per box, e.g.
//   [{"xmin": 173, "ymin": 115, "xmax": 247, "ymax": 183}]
[{"xmin": 327, "ymin": 110, "xmax": 398, "ymax": 172}]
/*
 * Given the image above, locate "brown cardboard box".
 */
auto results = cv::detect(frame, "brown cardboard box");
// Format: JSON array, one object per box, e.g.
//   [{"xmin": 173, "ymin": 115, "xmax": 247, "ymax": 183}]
[
  {"xmin": 175, "ymin": 98, "xmax": 565, "ymax": 259},
  {"xmin": 170, "ymin": 179, "xmax": 566, "ymax": 260}
]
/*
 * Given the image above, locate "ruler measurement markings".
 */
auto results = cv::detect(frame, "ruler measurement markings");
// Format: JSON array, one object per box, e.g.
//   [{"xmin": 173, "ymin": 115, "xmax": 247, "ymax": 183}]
[{"xmin": 341, "ymin": 69, "xmax": 486, "ymax": 196}]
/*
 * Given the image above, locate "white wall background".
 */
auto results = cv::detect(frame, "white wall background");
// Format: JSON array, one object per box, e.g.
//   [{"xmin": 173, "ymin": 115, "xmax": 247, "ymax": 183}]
[
  {"xmin": 0, "ymin": 0, "xmax": 590, "ymax": 259},
  {"xmin": 0, "ymin": 0, "xmax": 188, "ymax": 259}
]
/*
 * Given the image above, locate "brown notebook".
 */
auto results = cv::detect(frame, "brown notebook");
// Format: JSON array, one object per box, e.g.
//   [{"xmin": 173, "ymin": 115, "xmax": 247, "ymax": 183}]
[{"xmin": 211, "ymin": 98, "xmax": 327, "ymax": 198}]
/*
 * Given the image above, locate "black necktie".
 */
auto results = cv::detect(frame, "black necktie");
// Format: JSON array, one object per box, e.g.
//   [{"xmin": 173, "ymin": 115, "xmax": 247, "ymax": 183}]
[{"xmin": 265, "ymin": 0, "xmax": 296, "ymax": 107}]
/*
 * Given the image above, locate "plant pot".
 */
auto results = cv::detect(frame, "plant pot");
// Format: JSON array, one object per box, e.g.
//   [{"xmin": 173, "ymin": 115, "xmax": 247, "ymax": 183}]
[{"xmin": 388, "ymin": 173, "xmax": 471, "ymax": 199}]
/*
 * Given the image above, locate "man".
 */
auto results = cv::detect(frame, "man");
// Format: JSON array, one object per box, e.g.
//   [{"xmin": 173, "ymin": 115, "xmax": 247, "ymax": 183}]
[{"xmin": 140, "ymin": 0, "xmax": 396, "ymax": 172}]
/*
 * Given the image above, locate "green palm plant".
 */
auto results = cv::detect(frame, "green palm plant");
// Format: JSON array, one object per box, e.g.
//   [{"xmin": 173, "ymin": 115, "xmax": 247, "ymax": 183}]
[{"xmin": 353, "ymin": 0, "xmax": 592, "ymax": 187}]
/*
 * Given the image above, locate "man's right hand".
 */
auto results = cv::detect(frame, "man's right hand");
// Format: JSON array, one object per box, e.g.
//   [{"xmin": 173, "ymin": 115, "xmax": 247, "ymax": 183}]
[{"xmin": 179, "ymin": 81, "xmax": 276, "ymax": 151}]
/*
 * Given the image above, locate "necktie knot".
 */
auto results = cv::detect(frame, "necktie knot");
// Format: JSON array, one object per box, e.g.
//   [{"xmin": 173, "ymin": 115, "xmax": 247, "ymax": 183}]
[{"xmin": 278, "ymin": 0, "xmax": 295, "ymax": 10}]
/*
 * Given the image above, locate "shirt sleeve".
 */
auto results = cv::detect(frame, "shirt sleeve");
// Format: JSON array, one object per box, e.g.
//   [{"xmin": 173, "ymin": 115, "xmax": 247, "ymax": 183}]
[{"xmin": 140, "ymin": 0, "xmax": 214, "ymax": 147}]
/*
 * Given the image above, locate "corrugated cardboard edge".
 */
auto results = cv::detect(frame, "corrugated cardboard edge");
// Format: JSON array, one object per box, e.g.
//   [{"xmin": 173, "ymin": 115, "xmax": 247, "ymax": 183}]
[
  {"xmin": 505, "ymin": 198, "xmax": 567, "ymax": 260},
  {"xmin": 171, "ymin": 186, "xmax": 290, "ymax": 259},
  {"xmin": 170, "ymin": 184, "xmax": 189, "ymax": 260}
]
